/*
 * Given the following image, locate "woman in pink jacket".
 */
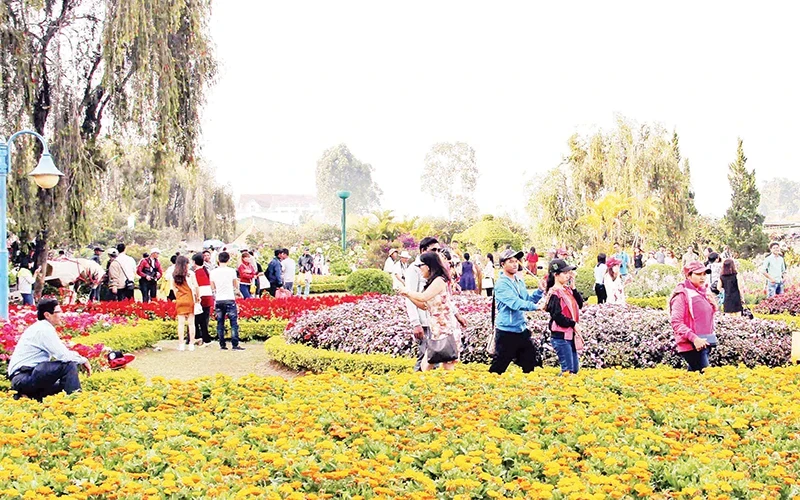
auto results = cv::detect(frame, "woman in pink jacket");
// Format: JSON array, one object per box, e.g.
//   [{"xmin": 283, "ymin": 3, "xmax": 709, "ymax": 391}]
[{"xmin": 669, "ymin": 261, "xmax": 716, "ymax": 372}]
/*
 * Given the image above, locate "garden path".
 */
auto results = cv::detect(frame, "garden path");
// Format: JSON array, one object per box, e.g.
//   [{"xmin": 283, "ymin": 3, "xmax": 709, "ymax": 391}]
[{"xmin": 130, "ymin": 340, "xmax": 299, "ymax": 381}]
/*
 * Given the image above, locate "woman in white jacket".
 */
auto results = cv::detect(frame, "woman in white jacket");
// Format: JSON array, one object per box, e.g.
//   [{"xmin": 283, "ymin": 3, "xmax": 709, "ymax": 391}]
[{"xmin": 604, "ymin": 257, "xmax": 626, "ymax": 305}]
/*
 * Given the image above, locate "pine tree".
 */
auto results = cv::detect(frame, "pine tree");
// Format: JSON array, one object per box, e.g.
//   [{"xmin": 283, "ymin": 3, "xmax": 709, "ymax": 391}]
[{"xmin": 723, "ymin": 139, "xmax": 768, "ymax": 257}]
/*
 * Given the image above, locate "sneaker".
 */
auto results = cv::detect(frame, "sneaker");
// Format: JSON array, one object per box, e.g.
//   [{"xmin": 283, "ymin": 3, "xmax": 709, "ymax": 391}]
[
  {"xmin": 178, "ymin": 344, "xmax": 185, "ymax": 351},
  {"xmin": 232, "ymin": 346, "xmax": 245, "ymax": 351},
  {"xmin": 220, "ymin": 345, "xmax": 228, "ymax": 350},
  {"xmin": 188, "ymin": 344, "xmax": 195, "ymax": 352}
]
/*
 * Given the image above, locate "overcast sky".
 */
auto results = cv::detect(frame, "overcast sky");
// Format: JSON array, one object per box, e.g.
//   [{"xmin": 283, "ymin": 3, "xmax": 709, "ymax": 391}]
[{"xmin": 202, "ymin": 1, "xmax": 800, "ymax": 220}]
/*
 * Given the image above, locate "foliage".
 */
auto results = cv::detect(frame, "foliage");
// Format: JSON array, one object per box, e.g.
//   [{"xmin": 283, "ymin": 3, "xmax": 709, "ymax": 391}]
[
  {"xmin": 759, "ymin": 177, "xmax": 800, "ymax": 221},
  {"xmin": 723, "ymin": 139, "xmax": 768, "ymax": 258},
  {"xmin": 626, "ymin": 264, "xmax": 684, "ymax": 298},
  {"xmin": 345, "ymin": 270, "xmax": 393, "ymax": 295},
  {"xmin": 80, "ymin": 368, "xmax": 146, "ymax": 392},
  {"xmin": 574, "ymin": 267, "xmax": 595, "ymax": 298},
  {"xmin": 452, "ymin": 215, "xmax": 523, "ymax": 254},
  {"xmin": 627, "ymin": 297, "xmax": 669, "ymax": 309},
  {"xmin": 152, "ymin": 319, "xmax": 288, "ymax": 342},
  {"xmin": 292, "ymin": 275, "xmax": 348, "ymax": 294},
  {"xmin": 755, "ymin": 290, "xmax": 800, "ymax": 315},
  {"xmin": 2, "ymin": 367, "xmax": 800, "ymax": 497},
  {"xmin": 315, "ymin": 144, "xmax": 382, "ymax": 219},
  {"xmin": 421, "ymin": 142, "xmax": 480, "ymax": 222},
  {"xmin": 74, "ymin": 324, "xmax": 163, "ymax": 356},
  {"xmin": 354, "ymin": 210, "xmax": 401, "ymax": 243},
  {"xmin": 754, "ymin": 313, "xmax": 800, "ymax": 330},
  {"xmin": 264, "ymin": 337, "xmax": 414, "ymax": 374},
  {"xmin": 526, "ymin": 167, "xmax": 581, "ymax": 244}
]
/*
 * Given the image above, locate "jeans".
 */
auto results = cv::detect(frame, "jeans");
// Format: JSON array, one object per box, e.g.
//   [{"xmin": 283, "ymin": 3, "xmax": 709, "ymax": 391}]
[
  {"xmin": 679, "ymin": 349, "xmax": 709, "ymax": 372},
  {"xmin": 489, "ymin": 329, "xmax": 539, "ymax": 374},
  {"xmin": 595, "ymin": 284, "xmax": 607, "ymax": 304},
  {"xmin": 303, "ymin": 281, "xmax": 311, "ymax": 297},
  {"xmin": 239, "ymin": 284, "xmax": 252, "ymax": 299},
  {"xmin": 767, "ymin": 281, "xmax": 784, "ymax": 298},
  {"xmin": 551, "ymin": 338, "xmax": 580, "ymax": 374},
  {"xmin": 194, "ymin": 305, "xmax": 212, "ymax": 343},
  {"xmin": 413, "ymin": 327, "xmax": 431, "ymax": 372},
  {"xmin": 215, "ymin": 300, "xmax": 240, "ymax": 348},
  {"xmin": 284, "ymin": 282, "xmax": 294, "ymax": 295},
  {"xmin": 11, "ymin": 361, "xmax": 81, "ymax": 401},
  {"xmin": 140, "ymin": 279, "xmax": 157, "ymax": 302},
  {"xmin": 21, "ymin": 293, "xmax": 34, "ymax": 306}
]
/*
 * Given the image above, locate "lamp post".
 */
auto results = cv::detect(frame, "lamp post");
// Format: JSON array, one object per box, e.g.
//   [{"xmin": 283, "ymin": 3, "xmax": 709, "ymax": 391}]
[
  {"xmin": 0, "ymin": 130, "xmax": 65, "ymax": 320},
  {"xmin": 336, "ymin": 190, "xmax": 350, "ymax": 251}
]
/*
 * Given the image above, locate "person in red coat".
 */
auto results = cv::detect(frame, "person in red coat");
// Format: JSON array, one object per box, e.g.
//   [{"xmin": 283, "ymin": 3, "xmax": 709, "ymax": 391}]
[
  {"xmin": 192, "ymin": 253, "xmax": 214, "ymax": 345},
  {"xmin": 136, "ymin": 249, "xmax": 164, "ymax": 302}
]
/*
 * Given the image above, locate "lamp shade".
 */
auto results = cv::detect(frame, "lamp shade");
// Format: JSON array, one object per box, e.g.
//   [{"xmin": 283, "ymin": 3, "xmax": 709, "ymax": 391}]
[
  {"xmin": 29, "ymin": 153, "xmax": 64, "ymax": 189},
  {"xmin": 336, "ymin": 190, "xmax": 351, "ymax": 200}
]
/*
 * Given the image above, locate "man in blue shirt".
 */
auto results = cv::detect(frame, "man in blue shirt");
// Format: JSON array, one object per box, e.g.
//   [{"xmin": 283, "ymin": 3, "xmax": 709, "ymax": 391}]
[
  {"xmin": 489, "ymin": 249, "xmax": 541, "ymax": 374},
  {"xmin": 613, "ymin": 242, "xmax": 630, "ymax": 277}
]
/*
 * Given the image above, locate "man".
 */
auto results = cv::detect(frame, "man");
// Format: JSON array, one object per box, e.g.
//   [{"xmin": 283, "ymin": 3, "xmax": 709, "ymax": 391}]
[
  {"xmin": 107, "ymin": 250, "xmax": 128, "ymax": 301},
  {"xmin": 115, "ymin": 243, "xmax": 137, "ymax": 300},
  {"xmin": 489, "ymin": 249, "xmax": 541, "ymax": 375},
  {"xmin": 655, "ymin": 246, "xmax": 666, "ymax": 265},
  {"xmin": 202, "ymin": 249, "xmax": 217, "ymax": 272},
  {"xmin": 136, "ymin": 248, "xmax": 163, "ymax": 302},
  {"xmin": 88, "ymin": 247, "xmax": 104, "ymax": 301},
  {"xmin": 762, "ymin": 242, "xmax": 787, "ymax": 297},
  {"xmin": 90, "ymin": 247, "xmax": 103, "ymax": 266},
  {"xmin": 613, "ymin": 243, "xmax": 630, "ymax": 278},
  {"xmin": 682, "ymin": 246, "xmax": 698, "ymax": 268},
  {"xmin": 281, "ymin": 248, "xmax": 296, "ymax": 294},
  {"xmin": 7, "ymin": 299, "xmax": 92, "ymax": 400},
  {"xmin": 313, "ymin": 248, "xmax": 325, "ymax": 275},
  {"xmin": 404, "ymin": 237, "xmax": 441, "ymax": 371},
  {"xmin": 298, "ymin": 248, "xmax": 314, "ymax": 297},
  {"xmin": 383, "ymin": 249, "xmax": 399, "ymax": 273},
  {"xmin": 266, "ymin": 249, "xmax": 285, "ymax": 297},
  {"xmin": 392, "ymin": 251, "xmax": 410, "ymax": 290},
  {"xmin": 209, "ymin": 252, "xmax": 244, "ymax": 350}
]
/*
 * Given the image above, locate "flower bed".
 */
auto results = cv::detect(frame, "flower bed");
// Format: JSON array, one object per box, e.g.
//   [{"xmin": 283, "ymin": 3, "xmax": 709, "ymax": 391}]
[
  {"xmin": 285, "ymin": 296, "xmax": 795, "ymax": 368},
  {"xmin": 755, "ymin": 290, "xmax": 800, "ymax": 316},
  {"xmin": 1, "ymin": 367, "xmax": 798, "ymax": 498}
]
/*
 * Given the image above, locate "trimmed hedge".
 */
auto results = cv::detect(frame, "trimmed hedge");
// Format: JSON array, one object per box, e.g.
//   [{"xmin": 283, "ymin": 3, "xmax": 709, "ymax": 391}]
[
  {"xmin": 82, "ymin": 368, "xmax": 145, "ymax": 391},
  {"xmin": 152, "ymin": 319, "xmax": 288, "ymax": 341},
  {"xmin": 575, "ymin": 267, "xmax": 595, "ymax": 298},
  {"xmin": 755, "ymin": 313, "xmax": 800, "ymax": 331},
  {"xmin": 627, "ymin": 296, "xmax": 669, "ymax": 309},
  {"xmin": 264, "ymin": 336, "xmax": 414, "ymax": 374},
  {"xmin": 346, "ymin": 269, "xmax": 393, "ymax": 295},
  {"xmin": 293, "ymin": 275, "xmax": 348, "ymax": 294}
]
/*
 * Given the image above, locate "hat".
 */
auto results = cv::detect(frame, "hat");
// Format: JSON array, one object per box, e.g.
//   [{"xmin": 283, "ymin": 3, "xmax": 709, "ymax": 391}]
[
  {"xmin": 107, "ymin": 351, "xmax": 135, "ymax": 370},
  {"xmin": 107, "ymin": 248, "xmax": 118, "ymax": 256},
  {"xmin": 93, "ymin": 247, "xmax": 103, "ymax": 252},
  {"xmin": 316, "ymin": 247, "xmax": 323, "ymax": 253},
  {"xmin": 684, "ymin": 261, "xmax": 711, "ymax": 276},
  {"xmin": 498, "ymin": 249, "xmax": 525, "ymax": 263},
  {"xmin": 388, "ymin": 248, "xmax": 399, "ymax": 255},
  {"xmin": 400, "ymin": 250, "xmax": 411, "ymax": 259},
  {"xmin": 149, "ymin": 248, "xmax": 161, "ymax": 255},
  {"xmin": 606, "ymin": 257, "xmax": 621, "ymax": 268},
  {"xmin": 549, "ymin": 258, "xmax": 576, "ymax": 274},
  {"xmin": 557, "ymin": 248, "xmax": 568, "ymax": 255}
]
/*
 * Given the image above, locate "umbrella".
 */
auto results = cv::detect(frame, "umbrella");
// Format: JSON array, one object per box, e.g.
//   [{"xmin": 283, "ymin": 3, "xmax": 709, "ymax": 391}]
[{"xmin": 203, "ymin": 239, "xmax": 225, "ymax": 249}]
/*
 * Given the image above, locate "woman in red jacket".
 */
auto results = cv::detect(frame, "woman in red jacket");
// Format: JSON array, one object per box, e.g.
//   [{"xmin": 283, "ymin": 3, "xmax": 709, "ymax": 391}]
[
  {"xmin": 669, "ymin": 261, "xmax": 715, "ymax": 372},
  {"xmin": 192, "ymin": 253, "xmax": 214, "ymax": 346},
  {"xmin": 237, "ymin": 251, "xmax": 257, "ymax": 299}
]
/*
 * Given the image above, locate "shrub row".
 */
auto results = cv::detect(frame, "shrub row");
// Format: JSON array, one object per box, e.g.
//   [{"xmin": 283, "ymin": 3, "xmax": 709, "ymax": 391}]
[
  {"xmin": 755, "ymin": 290, "xmax": 800, "ymax": 316},
  {"xmin": 346, "ymin": 269, "xmax": 394, "ymax": 295},
  {"xmin": 263, "ymin": 336, "xmax": 414, "ymax": 374}
]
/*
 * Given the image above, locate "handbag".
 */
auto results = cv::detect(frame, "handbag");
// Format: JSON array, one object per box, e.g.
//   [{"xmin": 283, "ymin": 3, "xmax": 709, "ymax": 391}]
[
  {"xmin": 193, "ymin": 302, "xmax": 203, "ymax": 315},
  {"xmin": 698, "ymin": 333, "xmax": 718, "ymax": 348},
  {"xmin": 741, "ymin": 307, "xmax": 754, "ymax": 320},
  {"xmin": 426, "ymin": 334, "xmax": 459, "ymax": 364},
  {"xmin": 120, "ymin": 264, "xmax": 135, "ymax": 291}
]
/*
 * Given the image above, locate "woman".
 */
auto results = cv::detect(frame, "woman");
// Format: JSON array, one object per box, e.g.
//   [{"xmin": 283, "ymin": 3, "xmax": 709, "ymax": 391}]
[
  {"xmin": 17, "ymin": 258, "xmax": 36, "ymax": 306},
  {"xmin": 545, "ymin": 258, "xmax": 584, "ymax": 374},
  {"xmin": 170, "ymin": 255, "xmax": 199, "ymax": 351},
  {"xmin": 633, "ymin": 247, "xmax": 644, "ymax": 272},
  {"xmin": 237, "ymin": 251, "xmax": 257, "ymax": 299},
  {"xmin": 399, "ymin": 252, "xmax": 464, "ymax": 371},
  {"xmin": 669, "ymin": 261, "xmax": 715, "ymax": 372},
  {"xmin": 719, "ymin": 258, "xmax": 743, "ymax": 314},
  {"xmin": 645, "ymin": 251, "xmax": 658, "ymax": 267},
  {"xmin": 526, "ymin": 247, "xmax": 539, "ymax": 275},
  {"xmin": 594, "ymin": 253, "xmax": 607, "ymax": 304},
  {"xmin": 192, "ymin": 253, "xmax": 214, "ymax": 346},
  {"xmin": 604, "ymin": 258, "xmax": 626, "ymax": 305},
  {"xmin": 482, "ymin": 253, "xmax": 495, "ymax": 297},
  {"xmin": 458, "ymin": 253, "xmax": 476, "ymax": 293},
  {"xmin": 665, "ymin": 250, "xmax": 679, "ymax": 268}
]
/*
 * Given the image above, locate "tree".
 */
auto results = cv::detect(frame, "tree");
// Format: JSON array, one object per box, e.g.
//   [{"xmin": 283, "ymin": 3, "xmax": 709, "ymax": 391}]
[
  {"xmin": 315, "ymin": 144, "xmax": 382, "ymax": 219},
  {"xmin": 421, "ymin": 142, "xmax": 480, "ymax": 222},
  {"xmin": 759, "ymin": 178, "xmax": 800, "ymax": 221},
  {"xmin": 723, "ymin": 139, "xmax": 768, "ymax": 257},
  {"xmin": 453, "ymin": 215, "xmax": 523, "ymax": 254},
  {"xmin": 526, "ymin": 167, "xmax": 581, "ymax": 245}
]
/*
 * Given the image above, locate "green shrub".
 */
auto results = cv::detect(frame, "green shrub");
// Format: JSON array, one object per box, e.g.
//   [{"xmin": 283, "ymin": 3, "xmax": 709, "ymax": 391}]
[
  {"xmin": 523, "ymin": 275, "xmax": 540, "ymax": 289},
  {"xmin": 264, "ymin": 337, "xmax": 413, "ymax": 374},
  {"xmin": 292, "ymin": 275, "xmax": 348, "ymax": 294},
  {"xmin": 82, "ymin": 368, "xmax": 146, "ymax": 391},
  {"xmin": 736, "ymin": 259, "xmax": 756, "ymax": 272},
  {"xmin": 574, "ymin": 267, "xmax": 595, "ymax": 298},
  {"xmin": 153, "ymin": 319, "xmax": 287, "ymax": 341},
  {"xmin": 754, "ymin": 313, "xmax": 800, "ymax": 331},
  {"xmin": 74, "ymin": 323, "xmax": 164, "ymax": 352},
  {"xmin": 346, "ymin": 269, "xmax": 393, "ymax": 295},
  {"xmin": 627, "ymin": 297, "xmax": 669, "ymax": 309},
  {"xmin": 452, "ymin": 216, "xmax": 523, "ymax": 254}
]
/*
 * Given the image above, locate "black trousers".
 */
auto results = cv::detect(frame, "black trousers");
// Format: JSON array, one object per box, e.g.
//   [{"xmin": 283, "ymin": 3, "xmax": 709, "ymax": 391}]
[
  {"xmin": 595, "ymin": 284, "xmax": 607, "ymax": 304},
  {"xmin": 489, "ymin": 329, "xmax": 540, "ymax": 374},
  {"xmin": 194, "ymin": 306, "xmax": 213, "ymax": 343},
  {"xmin": 10, "ymin": 362, "xmax": 81, "ymax": 401},
  {"xmin": 140, "ymin": 279, "xmax": 157, "ymax": 302}
]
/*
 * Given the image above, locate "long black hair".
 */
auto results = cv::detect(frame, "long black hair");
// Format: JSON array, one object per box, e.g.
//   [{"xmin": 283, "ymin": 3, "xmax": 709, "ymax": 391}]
[{"xmin": 420, "ymin": 251, "xmax": 450, "ymax": 291}]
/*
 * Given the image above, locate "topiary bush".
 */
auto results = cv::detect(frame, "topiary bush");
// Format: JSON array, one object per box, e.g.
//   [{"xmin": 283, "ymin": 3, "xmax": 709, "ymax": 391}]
[
  {"xmin": 345, "ymin": 269, "xmax": 393, "ymax": 295},
  {"xmin": 574, "ymin": 266, "xmax": 595, "ymax": 298}
]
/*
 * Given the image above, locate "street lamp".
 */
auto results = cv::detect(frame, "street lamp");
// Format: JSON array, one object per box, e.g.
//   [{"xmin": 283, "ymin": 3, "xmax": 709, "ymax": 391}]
[
  {"xmin": 336, "ymin": 190, "xmax": 350, "ymax": 251},
  {"xmin": 0, "ymin": 130, "xmax": 65, "ymax": 320}
]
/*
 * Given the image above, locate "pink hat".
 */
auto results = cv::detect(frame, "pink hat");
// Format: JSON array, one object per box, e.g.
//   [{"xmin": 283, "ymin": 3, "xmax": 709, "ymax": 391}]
[
  {"xmin": 683, "ymin": 261, "xmax": 711, "ymax": 276},
  {"xmin": 606, "ymin": 257, "xmax": 621, "ymax": 268}
]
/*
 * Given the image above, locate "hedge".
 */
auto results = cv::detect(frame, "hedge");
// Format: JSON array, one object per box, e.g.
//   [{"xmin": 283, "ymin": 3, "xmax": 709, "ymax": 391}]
[
  {"xmin": 152, "ymin": 319, "xmax": 288, "ymax": 341},
  {"xmin": 264, "ymin": 336, "xmax": 414, "ymax": 374},
  {"xmin": 755, "ymin": 313, "xmax": 800, "ymax": 331},
  {"xmin": 346, "ymin": 269, "xmax": 393, "ymax": 295},
  {"xmin": 81, "ymin": 368, "xmax": 146, "ymax": 391},
  {"xmin": 293, "ymin": 275, "xmax": 348, "ymax": 294}
]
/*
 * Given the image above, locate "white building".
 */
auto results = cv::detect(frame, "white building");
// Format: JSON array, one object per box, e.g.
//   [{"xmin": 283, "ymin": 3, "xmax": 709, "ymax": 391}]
[{"xmin": 236, "ymin": 194, "xmax": 320, "ymax": 225}]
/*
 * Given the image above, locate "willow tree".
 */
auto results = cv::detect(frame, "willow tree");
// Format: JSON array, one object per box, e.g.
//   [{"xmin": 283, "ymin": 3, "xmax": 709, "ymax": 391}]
[{"xmin": 1, "ymin": 0, "xmax": 217, "ymax": 285}]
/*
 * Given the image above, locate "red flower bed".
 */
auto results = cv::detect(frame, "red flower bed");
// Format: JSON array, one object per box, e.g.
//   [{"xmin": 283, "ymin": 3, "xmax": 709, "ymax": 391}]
[{"xmin": 754, "ymin": 289, "xmax": 800, "ymax": 315}]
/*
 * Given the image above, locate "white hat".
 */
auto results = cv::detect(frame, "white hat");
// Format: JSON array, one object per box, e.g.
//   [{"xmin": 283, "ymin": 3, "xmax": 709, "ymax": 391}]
[
  {"xmin": 316, "ymin": 247, "xmax": 323, "ymax": 253},
  {"xmin": 107, "ymin": 248, "xmax": 118, "ymax": 256},
  {"xmin": 150, "ymin": 248, "xmax": 161, "ymax": 255},
  {"xmin": 389, "ymin": 248, "xmax": 399, "ymax": 255},
  {"xmin": 400, "ymin": 250, "xmax": 411, "ymax": 259}
]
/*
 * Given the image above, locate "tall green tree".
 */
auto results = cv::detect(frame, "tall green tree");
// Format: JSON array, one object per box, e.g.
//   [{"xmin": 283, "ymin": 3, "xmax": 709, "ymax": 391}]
[
  {"xmin": 759, "ymin": 178, "xmax": 800, "ymax": 221},
  {"xmin": 723, "ymin": 139, "xmax": 768, "ymax": 257},
  {"xmin": 526, "ymin": 167, "xmax": 581, "ymax": 245},
  {"xmin": 315, "ymin": 144, "xmax": 382, "ymax": 219},
  {"xmin": 421, "ymin": 142, "xmax": 480, "ymax": 222}
]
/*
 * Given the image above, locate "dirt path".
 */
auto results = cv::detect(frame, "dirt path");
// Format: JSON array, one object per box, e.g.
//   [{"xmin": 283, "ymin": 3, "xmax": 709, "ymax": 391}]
[{"xmin": 130, "ymin": 340, "xmax": 299, "ymax": 381}]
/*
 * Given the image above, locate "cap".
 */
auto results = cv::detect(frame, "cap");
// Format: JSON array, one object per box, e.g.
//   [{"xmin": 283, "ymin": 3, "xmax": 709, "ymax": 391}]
[
  {"xmin": 549, "ymin": 258, "xmax": 577, "ymax": 274},
  {"xmin": 400, "ymin": 250, "xmax": 411, "ymax": 259},
  {"xmin": 388, "ymin": 248, "xmax": 399, "ymax": 255},
  {"xmin": 498, "ymin": 249, "xmax": 525, "ymax": 263},
  {"xmin": 150, "ymin": 248, "xmax": 161, "ymax": 255},
  {"xmin": 684, "ymin": 260, "xmax": 711, "ymax": 276},
  {"xmin": 606, "ymin": 257, "xmax": 621, "ymax": 268},
  {"xmin": 107, "ymin": 248, "xmax": 118, "ymax": 256},
  {"xmin": 557, "ymin": 248, "xmax": 567, "ymax": 255},
  {"xmin": 107, "ymin": 351, "xmax": 135, "ymax": 370}
]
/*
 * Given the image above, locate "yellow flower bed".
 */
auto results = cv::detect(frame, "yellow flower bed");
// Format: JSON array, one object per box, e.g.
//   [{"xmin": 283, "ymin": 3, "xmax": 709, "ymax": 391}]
[{"xmin": 2, "ymin": 366, "xmax": 800, "ymax": 499}]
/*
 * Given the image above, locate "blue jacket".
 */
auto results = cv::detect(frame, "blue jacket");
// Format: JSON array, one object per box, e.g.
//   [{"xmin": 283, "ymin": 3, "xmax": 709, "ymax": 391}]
[
  {"xmin": 494, "ymin": 273, "xmax": 539, "ymax": 333},
  {"xmin": 267, "ymin": 258, "xmax": 283, "ymax": 286}
]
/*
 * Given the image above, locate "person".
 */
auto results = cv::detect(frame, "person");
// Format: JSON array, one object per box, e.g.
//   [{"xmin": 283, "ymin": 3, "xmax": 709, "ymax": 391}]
[
  {"xmin": 403, "ymin": 237, "xmax": 440, "ymax": 371},
  {"xmin": 7, "ymin": 298, "xmax": 92, "ymax": 400},
  {"xmin": 612, "ymin": 243, "xmax": 630, "ymax": 279},
  {"xmin": 202, "ymin": 249, "xmax": 217, "ymax": 272},
  {"xmin": 107, "ymin": 250, "xmax": 128, "ymax": 301},
  {"xmin": 298, "ymin": 248, "xmax": 314, "ymax": 296},
  {"xmin": 604, "ymin": 257, "xmax": 626, "ymax": 305},
  {"xmin": 170, "ymin": 256, "xmax": 199, "ymax": 351},
  {"xmin": 90, "ymin": 246, "xmax": 103, "ymax": 266},
  {"xmin": 633, "ymin": 247, "xmax": 644, "ymax": 272},
  {"xmin": 115, "ymin": 243, "xmax": 137, "ymax": 300},
  {"xmin": 266, "ymin": 249, "xmax": 285, "ymax": 297},
  {"xmin": 399, "ymin": 251, "xmax": 466, "ymax": 371},
  {"xmin": 703, "ymin": 247, "xmax": 714, "ymax": 264},
  {"xmin": 488, "ymin": 249, "xmax": 541, "ymax": 375},
  {"xmin": 645, "ymin": 251, "xmax": 658, "ymax": 267},
  {"xmin": 682, "ymin": 246, "xmax": 699, "ymax": 268},
  {"xmin": 482, "ymin": 253, "xmax": 495, "ymax": 297},
  {"xmin": 281, "ymin": 248, "xmax": 296, "ymax": 294},
  {"xmin": 89, "ymin": 247, "xmax": 104, "ymax": 301},
  {"xmin": 458, "ymin": 252, "xmax": 476, "ymax": 293},
  {"xmin": 665, "ymin": 250, "xmax": 679, "ymax": 268},
  {"xmin": 721, "ymin": 245, "xmax": 733, "ymax": 260},
  {"xmin": 192, "ymin": 253, "xmax": 214, "ymax": 346},
  {"xmin": 100, "ymin": 248, "xmax": 118, "ymax": 301},
  {"xmin": 719, "ymin": 258, "xmax": 743, "ymax": 314},
  {"xmin": 762, "ymin": 242, "xmax": 787, "ymax": 297},
  {"xmin": 669, "ymin": 261, "xmax": 715, "ymax": 372},
  {"xmin": 17, "ymin": 258, "xmax": 36, "ymax": 306},
  {"xmin": 594, "ymin": 253, "xmax": 607, "ymax": 304},
  {"xmin": 313, "ymin": 248, "xmax": 325, "ymax": 275},
  {"xmin": 707, "ymin": 252, "xmax": 722, "ymax": 295},
  {"xmin": 237, "ymin": 251, "xmax": 257, "ymax": 299},
  {"xmin": 136, "ymin": 248, "xmax": 163, "ymax": 303},
  {"xmin": 392, "ymin": 251, "xmax": 410, "ymax": 290},
  {"xmin": 383, "ymin": 249, "xmax": 399, "ymax": 273},
  {"xmin": 164, "ymin": 254, "xmax": 178, "ymax": 301},
  {"xmin": 545, "ymin": 258, "xmax": 584, "ymax": 374},
  {"xmin": 655, "ymin": 246, "xmax": 666, "ymax": 265},
  {"xmin": 526, "ymin": 247, "xmax": 539, "ymax": 275},
  {"xmin": 210, "ymin": 252, "xmax": 244, "ymax": 350}
]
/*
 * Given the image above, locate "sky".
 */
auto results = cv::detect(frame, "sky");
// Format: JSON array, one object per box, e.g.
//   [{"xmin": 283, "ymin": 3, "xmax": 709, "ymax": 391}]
[{"xmin": 201, "ymin": 1, "xmax": 800, "ymax": 220}]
